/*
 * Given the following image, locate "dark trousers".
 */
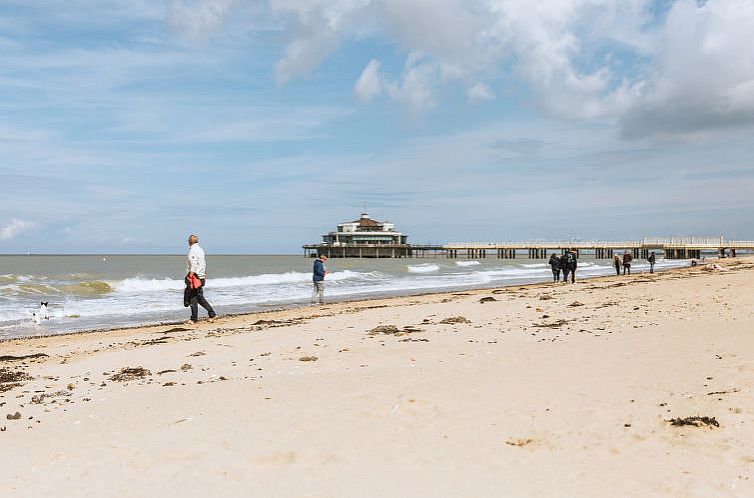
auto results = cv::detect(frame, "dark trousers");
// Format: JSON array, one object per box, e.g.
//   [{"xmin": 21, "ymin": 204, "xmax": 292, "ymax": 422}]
[
  {"xmin": 623, "ymin": 264, "xmax": 631, "ymax": 275},
  {"xmin": 649, "ymin": 262, "xmax": 655, "ymax": 273},
  {"xmin": 551, "ymin": 268, "xmax": 560, "ymax": 282},
  {"xmin": 568, "ymin": 265, "xmax": 576, "ymax": 283},
  {"xmin": 561, "ymin": 267, "xmax": 570, "ymax": 283},
  {"xmin": 188, "ymin": 279, "xmax": 215, "ymax": 321}
]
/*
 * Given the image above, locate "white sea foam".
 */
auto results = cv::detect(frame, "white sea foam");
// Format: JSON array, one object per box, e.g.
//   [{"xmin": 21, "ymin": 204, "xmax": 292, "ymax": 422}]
[
  {"xmin": 407, "ymin": 264, "xmax": 440, "ymax": 273},
  {"xmin": 0, "ymin": 256, "xmax": 696, "ymax": 336},
  {"xmin": 113, "ymin": 270, "xmax": 366, "ymax": 293}
]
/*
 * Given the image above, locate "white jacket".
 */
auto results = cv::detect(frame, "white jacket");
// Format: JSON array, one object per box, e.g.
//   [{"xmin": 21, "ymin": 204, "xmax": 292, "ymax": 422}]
[{"xmin": 186, "ymin": 243, "xmax": 207, "ymax": 278}]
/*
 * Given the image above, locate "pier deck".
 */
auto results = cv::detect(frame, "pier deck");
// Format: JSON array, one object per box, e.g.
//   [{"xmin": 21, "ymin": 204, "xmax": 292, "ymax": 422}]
[{"xmin": 304, "ymin": 237, "xmax": 754, "ymax": 259}]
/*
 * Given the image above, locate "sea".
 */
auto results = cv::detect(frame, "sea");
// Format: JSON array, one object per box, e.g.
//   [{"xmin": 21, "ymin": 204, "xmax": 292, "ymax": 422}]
[{"xmin": 0, "ymin": 254, "xmax": 690, "ymax": 339}]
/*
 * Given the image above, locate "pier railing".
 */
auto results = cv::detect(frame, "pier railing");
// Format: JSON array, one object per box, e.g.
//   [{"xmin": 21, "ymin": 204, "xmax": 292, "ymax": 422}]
[
  {"xmin": 444, "ymin": 238, "xmax": 754, "ymax": 250},
  {"xmin": 304, "ymin": 237, "xmax": 754, "ymax": 258},
  {"xmin": 445, "ymin": 241, "xmax": 645, "ymax": 249}
]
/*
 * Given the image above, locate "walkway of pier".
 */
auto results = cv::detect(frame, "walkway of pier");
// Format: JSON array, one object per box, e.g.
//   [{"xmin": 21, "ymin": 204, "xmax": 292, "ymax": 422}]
[
  {"xmin": 305, "ymin": 237, "xmax": 754, "ymax": 259},
  {"xmin": 442, "ymin": 237, "xmax": 754, "ymax": 259}
]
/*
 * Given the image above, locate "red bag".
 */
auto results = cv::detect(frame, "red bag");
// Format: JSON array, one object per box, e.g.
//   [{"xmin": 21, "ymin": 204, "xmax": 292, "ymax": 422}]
[{"xmin": 188, "ymin": 272, "xmax": 202, "ymax": 289}]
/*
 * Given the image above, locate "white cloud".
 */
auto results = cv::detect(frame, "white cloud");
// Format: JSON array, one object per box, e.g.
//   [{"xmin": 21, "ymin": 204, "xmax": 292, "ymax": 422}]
[
  {"xmin": 468, "ymin": 82, "xmax": 495, "ymax": 103},
  {"xmin": 267, "ymin": 0, "xmax": 654, "ymax": 116},
  {"xmin": 262, "ymin": 0, "xmax": 754, "ymax": 137},
  {"xmin": 387, "ymin": 55, "xmax": 439, "ymax": 117},
  {"xmin": 0, "ymin": 219, "xmax": 35, "ymax": 240},
  {"xmin": 619, "ymin": 0, "xmax": 754, "ymax": 138},
  {"xmin": 168, "ymin": 0, "xmax": 234, "ymax": 40},
  {"xmin": 354, "ymin": 59, "xmax": 382, "ymax": 102},
  {"xmin": 271, "ymin": 0, "xmax": 373, "ymax": 84}
]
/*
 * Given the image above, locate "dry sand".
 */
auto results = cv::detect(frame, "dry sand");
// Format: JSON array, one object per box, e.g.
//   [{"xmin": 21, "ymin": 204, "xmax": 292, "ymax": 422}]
[{"xmin": 2, "ymin": 258, "xmax": 754, "ymax": 497}]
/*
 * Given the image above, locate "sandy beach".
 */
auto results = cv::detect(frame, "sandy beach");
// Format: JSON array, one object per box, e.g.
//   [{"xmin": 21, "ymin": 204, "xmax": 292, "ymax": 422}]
[{"xmin": 2, "ymin": 258, "xmax": 754, "ymax": 497}]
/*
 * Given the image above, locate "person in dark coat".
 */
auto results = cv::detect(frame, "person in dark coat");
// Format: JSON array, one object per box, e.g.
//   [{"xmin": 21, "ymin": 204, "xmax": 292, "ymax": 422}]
[
  {"xmin": 560, "ymin": 251, "xmax": 570, "ymax": 283},
  {"xmin": 311, "ymin": 255, "xmax": 328, "ymax": 304},
  {"xmin": 613, "ymin": 254, "xmax": 622, "ymax": 276},
  {"xmin": 623, "ymin": 251, "xmax": 633, "ymax": 275},
  {"xmin": 648, "ymin": 251, "xmax": 656, "ymax": 273},
  {"xmin": 548, "ymin": 253, "xmax": 561, "ymax": 282},
  {"xmin": 562, "ymin": 248, "xmax": 577, "ymax": 283}
]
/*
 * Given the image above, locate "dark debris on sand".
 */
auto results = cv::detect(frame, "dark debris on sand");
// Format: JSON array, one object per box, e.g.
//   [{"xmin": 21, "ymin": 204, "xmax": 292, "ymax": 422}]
[
  {"xmin": 533, "ymin": 319, "xmax": 570, "ymax": 329},
  {"xmin": 31, "ymin": 390, "xmax": 70, "ymax": 404},
  {"xmin": 440, "ymin": 316, "xmax": 471, "ymax": 324},
  {"xmin": 368, "ymin": 324, "xmax": 425, "ymax": 336},
  {"xmin": 479, "ymin": 297, "xmax": 498, "ymax": 303},
  {"xmin": 368, "ymin": 325, "xmax": 400, "ymax": 335},
  {"xmin": 109, "ymin": 367, "xmax": 152, "ymax": 382},
  {"xmin": 669, "ymin": 416, "xmax": 720, "ymax": 428},
  {"xmin": 0, "ymin": 368, "xmax": 32, "ymax": 392},
  {"xmin": 159, "ymin": 327, "xmax": 190, "ymax": 334},
  {"xmin": 252, "ymin": 319, "xmax": 302, "ymax": 328},
  {"xmin": 0, "ymin": 353, "xmax": 48, "ymax": 362}
]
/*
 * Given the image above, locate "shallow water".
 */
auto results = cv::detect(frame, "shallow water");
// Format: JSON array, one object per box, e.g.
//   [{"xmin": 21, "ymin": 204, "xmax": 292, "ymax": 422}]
[{"xmin": 0, "ymin": 254, "xmax": 690, "ymax": 338}]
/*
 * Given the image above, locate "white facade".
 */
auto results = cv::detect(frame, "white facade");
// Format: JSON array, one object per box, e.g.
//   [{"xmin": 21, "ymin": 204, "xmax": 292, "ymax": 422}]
[{"xmin": 322, "ymin": 213, "xmax": 407, "ymax": 245}]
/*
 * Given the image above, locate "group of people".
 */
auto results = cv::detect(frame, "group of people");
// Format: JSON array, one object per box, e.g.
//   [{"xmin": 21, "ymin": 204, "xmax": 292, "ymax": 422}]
[
  {"xmin": 612, "ymin": 250, "xmax": 656, "ymax": 275},
  {"xmin": 548, "ymin": 249, "xmax": 579, "ymax": 283},
  {"xmin": 182, "ymin": 234, "xmax": 330, "ymax": 324},
  {"xmin": 548, "ymin": 249, "xmax": 657, "ymax": 284}
]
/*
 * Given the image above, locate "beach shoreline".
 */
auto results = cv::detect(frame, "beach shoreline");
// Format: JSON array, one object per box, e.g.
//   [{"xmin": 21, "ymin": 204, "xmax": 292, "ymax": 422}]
[
  {"xmin": 2, "ymin": 259, "xmax": 697, "ymax": 342},
  {"xmin": 2, "ymin": 256, "xmax": 753, "ymax": 497}
]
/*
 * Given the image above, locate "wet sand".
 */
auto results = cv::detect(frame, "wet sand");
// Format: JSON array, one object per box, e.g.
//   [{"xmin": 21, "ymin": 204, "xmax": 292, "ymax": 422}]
[{"xmin": 2, "ymin": 258, "xmax": 754, "ymax": 497}]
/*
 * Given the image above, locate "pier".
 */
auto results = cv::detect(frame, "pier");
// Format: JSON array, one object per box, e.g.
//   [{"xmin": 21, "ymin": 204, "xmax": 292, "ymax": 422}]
[{"xmin": 303, "ymin": 237, "xmax": 754, "ymax": 259}]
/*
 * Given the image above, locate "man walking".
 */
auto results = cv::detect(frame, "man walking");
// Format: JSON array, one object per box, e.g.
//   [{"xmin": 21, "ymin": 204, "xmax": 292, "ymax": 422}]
[
  {"xmin": 185, "ymin": 234, "xmax": 216, "ymax": 324},
  {"xmin": 312, "ymin": 254, "xmax": 328, "ymax": 304},
  {"xmin": 648, "ymin": 251, "xmax": 656, "ymax": 274}
]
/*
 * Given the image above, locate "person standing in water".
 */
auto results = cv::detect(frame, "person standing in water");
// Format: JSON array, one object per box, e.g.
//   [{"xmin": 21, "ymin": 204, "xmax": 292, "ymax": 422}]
[
  {"xmin": 312, "ymin": 254, "xmax": 329, "ymax": 304},
  {"xmin": 548, "ymin": 253, "xmax": 561, "ymax": 282},
  {"xmin": 185, "ymin": 234, "xmax": 216, "ymax": 324},
  {"xmin": 648, "ymin": 251, "xmax": 656, "ymax": 273}
]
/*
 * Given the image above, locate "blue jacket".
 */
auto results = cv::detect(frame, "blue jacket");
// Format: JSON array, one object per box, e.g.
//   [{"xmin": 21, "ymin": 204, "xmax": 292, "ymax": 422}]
[{"xmin": 313, "ymin": 259, "xmax": 326, "ymax": 282}]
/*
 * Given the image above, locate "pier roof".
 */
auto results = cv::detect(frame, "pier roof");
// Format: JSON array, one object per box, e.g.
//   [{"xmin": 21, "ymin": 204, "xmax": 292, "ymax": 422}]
[{"xmin": 343, "ymin": 213, "xmax": 383, "ymax": 228}]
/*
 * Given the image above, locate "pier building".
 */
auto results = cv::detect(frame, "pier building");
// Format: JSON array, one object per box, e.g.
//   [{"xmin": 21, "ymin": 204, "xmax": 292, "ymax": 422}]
[
  {"xmin": 304, "ymin": 226, "xmax": 754, "ymax": 259},
  {"xmin": 305, "ymin": 213, "xmax": 412, "ymax": 258}
]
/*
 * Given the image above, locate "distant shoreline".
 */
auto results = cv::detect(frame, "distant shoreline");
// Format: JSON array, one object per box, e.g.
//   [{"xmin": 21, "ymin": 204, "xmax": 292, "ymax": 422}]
[{"xmin": 1, "ymin": 258, "xmax": 708, "ymax": 342}]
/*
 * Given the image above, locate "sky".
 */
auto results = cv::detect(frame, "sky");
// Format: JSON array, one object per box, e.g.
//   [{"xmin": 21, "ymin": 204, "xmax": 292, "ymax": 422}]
[{"xmin": 1, "ymin": 0, "xmax": 753, "ymax": 254}]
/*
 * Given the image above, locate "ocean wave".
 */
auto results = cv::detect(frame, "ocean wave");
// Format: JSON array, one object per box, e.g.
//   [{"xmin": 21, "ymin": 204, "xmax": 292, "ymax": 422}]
[
  {"xmin": 62, "ymin": 281, "xmax": 114, "ymax": 295},
  {"xmin": 407, "ymin": 264, "xmax": 440, "ymax": 273},
  {"xmin": 114, "ymin": 270, "xmax": 369, "ymax": 293},
  {"xmin": 455, "ymin": 260, "xmax": 480, "ymax": 267},
  {"xmin": 0, "ymin": 257, "xmax": 695, "ymax": 335}
]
